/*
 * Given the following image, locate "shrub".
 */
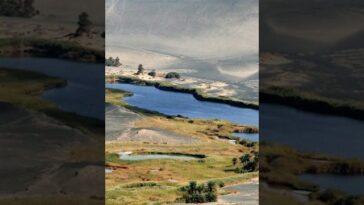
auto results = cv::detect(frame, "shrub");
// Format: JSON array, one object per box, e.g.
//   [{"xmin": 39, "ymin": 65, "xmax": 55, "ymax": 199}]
[
  {"xmin": 165, "ymin": 72, "xmax": 180, "ymax": 79},
  {"xmin": 105, "ymin": 57, "xmax": 122, "ymax": 67},
  {"xmin": 232, "ymin": 152, "xmax": 259, "ymax": 173},
  {"xmin": 180, "ymin": 181, "xmax": 218, "ymax": 203},
  {"xmin": 148, "ymin": 70, "xmax": 157, "ymax": 77}
]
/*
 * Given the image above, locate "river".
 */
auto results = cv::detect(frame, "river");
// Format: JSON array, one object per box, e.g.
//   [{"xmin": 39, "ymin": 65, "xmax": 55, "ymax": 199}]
[
  {"xmin": 261, "ymin": 103, "xmax": 364, "ymax": 160},
  {"xmin": 261, "ymin": 103, "xmax": 364, "ymax": 196},
  {"xmin": 0, "ymin": 57, "xmax": 104, "ymax": 119},
  {"xmin": 105, "ymin": 83, "xmax": 259, "ymax": 127}
]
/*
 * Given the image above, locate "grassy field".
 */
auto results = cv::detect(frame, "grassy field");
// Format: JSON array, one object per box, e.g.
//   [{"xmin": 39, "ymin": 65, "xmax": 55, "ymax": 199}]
[{"xmin": 105, "ymin": 88, "xmax": 259, "ymax": 204}]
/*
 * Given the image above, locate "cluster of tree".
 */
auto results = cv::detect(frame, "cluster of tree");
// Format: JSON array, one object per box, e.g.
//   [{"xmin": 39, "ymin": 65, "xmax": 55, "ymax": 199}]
[
  {"xmin": 232, "ymin": 152, "xmax": 259, "ymax": 173},
  {"xmin": 105, "ymin": 57, "xmax": 122, "ymax": 67},
  {"xmin": 179, "ymin": 181, "xmax": 218, "ymax": 203},
  {"xmin": 165, "ymin": 72, "xmax": 180, "ymax": 79},
  {"xmin": 238, "ymin": 139, "xmax": 257, "ymax": 147},
  {"xmin": 0, "ymin": 0, "xmax": 39, "ymax": 18},
  {"xmin": 148, "ymin": 70, "xmax": 157, "ymax": 77}
]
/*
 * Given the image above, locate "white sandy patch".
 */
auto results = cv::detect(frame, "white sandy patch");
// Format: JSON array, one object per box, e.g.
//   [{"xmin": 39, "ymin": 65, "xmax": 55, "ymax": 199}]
[{"xmin": 217, "ymin": 64, "xmax": 258, "ymax": 79}]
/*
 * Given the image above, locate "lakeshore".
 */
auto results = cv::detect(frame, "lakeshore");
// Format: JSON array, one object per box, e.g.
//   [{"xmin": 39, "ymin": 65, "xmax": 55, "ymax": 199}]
[
  {"xmin": 105, "ymin": 68, "xmax": 259, "ymax": 110},
  {"xmin": 105, "ymin": 86, "xmax": 259, "ymax": 204}
]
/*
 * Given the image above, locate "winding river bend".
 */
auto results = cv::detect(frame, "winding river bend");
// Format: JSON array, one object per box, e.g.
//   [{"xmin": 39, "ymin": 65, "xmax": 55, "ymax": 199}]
[
  {"xmin": 0, "ymin": 57, "xmax": 104, "ymax": 119},
  {"xmin": 105, "ymin": 83, "xmax": 259, "ymax": 127},
  {"xmin": 261, "ymin": 103, "xmax": 364, "ymax": 195}
]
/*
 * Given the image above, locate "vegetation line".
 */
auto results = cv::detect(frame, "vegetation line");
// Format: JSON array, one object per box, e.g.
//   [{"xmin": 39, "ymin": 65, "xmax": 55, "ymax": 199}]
[
  {"xmin": 108, "ymin": 76, "xmax": 259, "ymax": 110},
  {"xmin": 261, "ymin": 86, "xmax": 364, "ymax": 121}
]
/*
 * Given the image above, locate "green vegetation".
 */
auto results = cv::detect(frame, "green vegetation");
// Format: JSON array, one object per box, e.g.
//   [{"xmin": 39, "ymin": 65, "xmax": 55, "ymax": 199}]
[
  {"xmin": 165, "ymin": 72, "xmax": 181, "ymax": 79},
  {"xmin": 0, "ymin": 0, "xmax": 38, "ymax": 18},
  {"xmin": 178, "ymin": 181, "xmax": 218, "ymax": 203},
  {"xmin": 105, "ymin": 56, "xmax": 122, "ymax": 67},
  {"xmin": 228, "ymin": 153, "xmax": 259, "ymax": 173},
  {"xmin": 0, "ymin": 38, "xmax": 104, "ymax": 63},
  {"xmin": 148, "ymin": 70, "xmax": 157, "ymax": 77},
  {"xmin": 105, "ymin": 81, "xmax": 258, "ymax": 204},
  {"xmin": 262, "ymin": 86, "xmax": 364, "ymax": 120}
]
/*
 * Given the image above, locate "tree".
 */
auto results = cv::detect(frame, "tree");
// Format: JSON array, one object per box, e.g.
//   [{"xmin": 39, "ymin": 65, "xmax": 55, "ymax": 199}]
[
  {"xmin": 165, "ymin": 72, "xmax": 180, "ymax": 79},
  {"xmin": 137, "ymin": 64, "xmax": 144, "ymax": 75},
  {"xmin": 206, "ymin": 181, "xmax": 216, "ymax": 192},
  {"xmin": 75, "ymin": 12, "xmax": 92, "ymax": 36},
  {"xmin": 188, "ymin": 181, "xmax": 197, "ymax": 194},
  {"xmin": 181, "ymin": 181, "xmax": 218, "ymax": 203},
  {"xmin": 240, "ymin": 154, "xmax": 250, "ymax": 166},
  {"xmin": 205, "ymin": 191, "xmax": 217, "ymax": 202},
  {"xmin": 148, "ymin": 70, "xmax": 157, "ymax": 77},
  {"xmin": 105, "ymin": 57, "xmax": 122, "ymax": 67}
]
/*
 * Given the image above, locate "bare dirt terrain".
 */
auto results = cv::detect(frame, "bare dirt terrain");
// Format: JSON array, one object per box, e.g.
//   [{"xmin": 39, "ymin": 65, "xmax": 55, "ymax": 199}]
[{"xmin": 0, "ymin": 102, "xmax": 103, "ymax": 197}]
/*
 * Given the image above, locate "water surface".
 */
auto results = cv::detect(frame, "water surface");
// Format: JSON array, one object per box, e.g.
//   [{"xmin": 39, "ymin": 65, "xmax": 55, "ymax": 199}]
[
  {"xmin": 299, "ymin": 174, "xmax": 364, "ymax": 195},
  {"xmin": 234, "ymin": 133, "xmax": 259, "ymax": 142},
  {"xmin": 261, "ymin": 103, "xmax": 364, "ymax": 160},
  {"xmin": 0, "ymin": 57, "xmax": 104, "ymax": 119},
  {"xmin": 119, "ymin": 154, "xmax": 200, "ymax": 161},
  {"xmin": 106, "ymin": 83, "xmax": 258, "ymax": 126}
]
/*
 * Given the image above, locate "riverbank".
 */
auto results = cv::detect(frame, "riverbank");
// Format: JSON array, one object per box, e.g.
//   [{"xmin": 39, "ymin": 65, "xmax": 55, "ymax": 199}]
[
  {"xmin": 106, "ymin": 73, "xmax": 259, "ymax": 110},
  {"xmin": 0, "ymin": 38, "xmax": 104, "ymax": 63},
  {"xmin": 261, "ymin": 86, "xmax": 364, "ymax": 121},
  {"xmin": 106, "ymin": 88, "xmax": 258, "ymax": 138},
  {"xmin": 260, "ymin": 142, "xmax": 364, "ymax": 204},
  {"xmin": 105, "ymin": 87, "xmax": 259, "ymax": 204},
  {"xmin": 0, "ymin": 67, "xmax": 103, "ymax": 136},
  {"xmin": 0, "ymin": 69, "xmax": 104, "ymax": 204}
]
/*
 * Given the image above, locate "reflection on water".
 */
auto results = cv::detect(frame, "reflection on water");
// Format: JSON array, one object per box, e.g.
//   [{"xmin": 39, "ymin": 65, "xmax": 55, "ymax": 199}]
[{"xmin": 106, "ymin": 83, "xmax": 258, "ymax": 127}]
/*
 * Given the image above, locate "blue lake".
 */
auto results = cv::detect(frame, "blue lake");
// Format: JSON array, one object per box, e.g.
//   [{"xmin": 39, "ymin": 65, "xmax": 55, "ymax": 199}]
[
  {"xmin": 234, "ymin": 133, "xmax": 259, "ymax": 142},
  {"xmin": 0, "ymin": 57, "xmax": 104, "ymax": 119},
  {"xmin": 105, "ymin": 83, "xmax": 259, "ymax": 127},
  {"xmin": 261, "ymin": 103, "xmax": 364, "ymax": 160}
]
